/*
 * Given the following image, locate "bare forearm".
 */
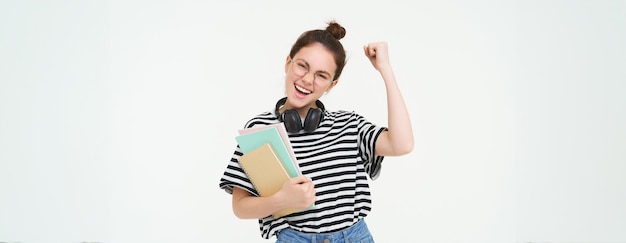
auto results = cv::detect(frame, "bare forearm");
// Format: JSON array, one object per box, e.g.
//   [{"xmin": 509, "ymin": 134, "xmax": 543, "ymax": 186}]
[
  {"xmin": 231, "ymin": 176, "xmax": 315, "ymax": 219},
  {"xmin": 364, "ymin": 42, "xmax": 414, "ymax": 156},
  {"xmin": 380, "ymin": 65, "xmax": 414, "ymax": 155},
  {"xmin": 231, "ymin": 187, "xmax": 284, "ymax": 219}
]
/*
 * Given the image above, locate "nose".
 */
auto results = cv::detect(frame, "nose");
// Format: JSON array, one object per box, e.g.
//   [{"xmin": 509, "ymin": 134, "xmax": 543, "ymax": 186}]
[{"xmin": 302, "ymin": 71, "xmax": 316, "ymax": 84}]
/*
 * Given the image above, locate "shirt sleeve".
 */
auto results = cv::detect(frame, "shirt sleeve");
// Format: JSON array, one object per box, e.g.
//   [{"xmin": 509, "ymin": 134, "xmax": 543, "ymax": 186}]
[
  {"xmin": 218, "ymin": 145, "xmax": 260, "ymax": 196},
  {"xmin": 356, "ymin": 114, "xmax": 387, "ymax": 180}
]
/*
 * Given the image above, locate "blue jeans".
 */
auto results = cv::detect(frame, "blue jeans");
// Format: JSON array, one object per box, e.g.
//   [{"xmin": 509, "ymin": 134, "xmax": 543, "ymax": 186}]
[{"xmin": 275, "ymin": 219, "xmax": 375, "ymax": 243}]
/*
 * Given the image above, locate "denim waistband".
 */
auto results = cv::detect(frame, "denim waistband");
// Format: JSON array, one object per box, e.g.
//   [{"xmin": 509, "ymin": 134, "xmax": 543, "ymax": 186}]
[{"xmin": 276, "ymin": 219, "xmax": 374, "ymax": 243}]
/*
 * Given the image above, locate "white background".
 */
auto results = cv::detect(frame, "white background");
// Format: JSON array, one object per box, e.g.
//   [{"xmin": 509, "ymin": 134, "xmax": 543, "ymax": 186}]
[{"xmin": 1, "ymin": 1, "xmax": 624, "ymax": 242}]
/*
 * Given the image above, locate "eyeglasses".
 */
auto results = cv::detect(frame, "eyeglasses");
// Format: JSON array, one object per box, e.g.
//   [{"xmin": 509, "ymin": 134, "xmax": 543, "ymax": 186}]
[{"xmin": 289, "ymin": 59, "xmax": 333, "ymax": 84}]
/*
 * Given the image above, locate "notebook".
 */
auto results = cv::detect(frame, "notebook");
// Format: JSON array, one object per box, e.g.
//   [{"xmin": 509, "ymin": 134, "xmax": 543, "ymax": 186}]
[
  {"xmin": 238, "ymin": 123, "xmax": 300, "ymax": 175},
  {"xmin": 236, "ymin": 124, "xmax": 300, "ymax": 178},
  {"xmin": 237, "ymin": 143, "xmax": 301, "ymax": 218}
]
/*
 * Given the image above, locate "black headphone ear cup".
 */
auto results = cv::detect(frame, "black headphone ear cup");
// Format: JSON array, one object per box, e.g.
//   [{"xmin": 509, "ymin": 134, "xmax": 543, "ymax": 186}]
[
  {"xmin": 303, "ymin": 108, "xmax": 323, "ymax": 132},
  {"xmin": 282, "ymin": 109, "xmax": 303, "ymax": 133}
]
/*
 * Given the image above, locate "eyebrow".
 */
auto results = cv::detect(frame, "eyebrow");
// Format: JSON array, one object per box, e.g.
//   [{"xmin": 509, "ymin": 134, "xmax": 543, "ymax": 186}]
[{"xmin": 295, "ymin": 58, "xmax": 332, "ymax": 77}]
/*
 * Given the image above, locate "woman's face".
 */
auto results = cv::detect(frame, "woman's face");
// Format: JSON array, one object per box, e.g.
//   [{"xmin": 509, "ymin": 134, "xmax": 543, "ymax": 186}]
[{"xmin": 284, "ymin": 42, "xmax": 338, "ymax": 111}]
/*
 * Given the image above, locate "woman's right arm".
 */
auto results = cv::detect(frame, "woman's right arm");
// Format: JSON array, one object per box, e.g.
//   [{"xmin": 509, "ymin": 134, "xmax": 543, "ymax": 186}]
[{"xmin": 231, "ymin": 175, "xmax": 316, "ymax": 219}]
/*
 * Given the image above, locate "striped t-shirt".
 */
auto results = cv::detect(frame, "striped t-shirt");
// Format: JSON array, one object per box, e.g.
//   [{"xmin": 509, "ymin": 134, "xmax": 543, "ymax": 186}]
[{"xmin": 219, "ymin": 108, "xmax": 386, "ymax": 239}]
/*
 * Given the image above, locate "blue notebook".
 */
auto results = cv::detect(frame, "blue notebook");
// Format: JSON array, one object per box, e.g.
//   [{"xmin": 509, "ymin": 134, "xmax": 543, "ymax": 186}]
[{"xmin": 236, "ymin": 126, "xmax": 300, "ymax": 178}]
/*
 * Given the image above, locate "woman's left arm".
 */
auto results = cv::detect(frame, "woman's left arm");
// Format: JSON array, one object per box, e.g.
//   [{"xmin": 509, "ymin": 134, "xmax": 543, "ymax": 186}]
[{"xmin": 364, "ymin": 42, "xmax": 414, "ymax": 156}]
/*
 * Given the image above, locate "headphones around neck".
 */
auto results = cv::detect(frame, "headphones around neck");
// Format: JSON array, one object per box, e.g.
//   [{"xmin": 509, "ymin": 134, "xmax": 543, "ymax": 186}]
[{"xmin": 275, "ymin": 97, "xmax": 325, "ymax": 133}]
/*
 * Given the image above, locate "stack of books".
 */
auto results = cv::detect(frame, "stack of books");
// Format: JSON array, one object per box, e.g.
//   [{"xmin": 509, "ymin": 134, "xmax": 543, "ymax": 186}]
[{"xmin": 235, "ymin": 123, "xmax": 303, "ymax": 218}]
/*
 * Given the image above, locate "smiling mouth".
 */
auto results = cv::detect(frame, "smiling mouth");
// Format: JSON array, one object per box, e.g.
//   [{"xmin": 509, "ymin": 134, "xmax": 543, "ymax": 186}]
[{"xmin": 295, "ymin": 84, "xmax": 312, "ymax": 95}]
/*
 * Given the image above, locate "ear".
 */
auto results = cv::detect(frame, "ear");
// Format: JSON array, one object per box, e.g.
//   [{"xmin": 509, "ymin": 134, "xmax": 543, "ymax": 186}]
[
  {"xmin": 325, "ymin": 79, "xmax": 339, "ymax": 93},
  {"xmin": 284, "ymin": 55, "xmax": 291, "ymax": 74}
]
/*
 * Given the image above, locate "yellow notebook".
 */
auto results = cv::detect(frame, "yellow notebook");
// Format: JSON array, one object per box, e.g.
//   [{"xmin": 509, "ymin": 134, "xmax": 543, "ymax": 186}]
[{"xmin": 238, "ymin": 143, "xmax": 300, "ymax": 218}]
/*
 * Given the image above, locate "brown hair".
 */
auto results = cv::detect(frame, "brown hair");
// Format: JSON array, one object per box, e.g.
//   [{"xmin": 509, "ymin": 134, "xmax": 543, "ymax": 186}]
[{"xmin": 288, "ymin": 20, "xmax": 347, "ymax": 81}]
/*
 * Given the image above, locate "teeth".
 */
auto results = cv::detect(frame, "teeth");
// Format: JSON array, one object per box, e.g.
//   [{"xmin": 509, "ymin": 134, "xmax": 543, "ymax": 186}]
[{"xmin": 295, "ymin": 85, "xmax": 312, "ymax": 94}]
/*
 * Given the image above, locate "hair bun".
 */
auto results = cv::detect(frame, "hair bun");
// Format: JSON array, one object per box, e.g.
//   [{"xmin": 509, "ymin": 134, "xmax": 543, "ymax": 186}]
[{"xmin": 325, "ymin": 21, "xmax": 346, "ymax": 40}]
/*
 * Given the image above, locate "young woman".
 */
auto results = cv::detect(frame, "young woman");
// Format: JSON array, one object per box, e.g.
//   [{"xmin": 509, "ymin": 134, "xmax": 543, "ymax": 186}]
[{"xmin": 219, "ymin": 20, "xmax": 413, "ymax": 242}]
